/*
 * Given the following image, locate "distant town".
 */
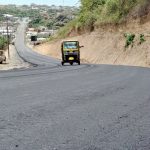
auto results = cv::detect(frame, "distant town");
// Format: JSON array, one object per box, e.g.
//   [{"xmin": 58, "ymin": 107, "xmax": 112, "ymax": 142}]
[{"xmin": 0, "ymin": 4, "xmax": 79, "ymax": 48}]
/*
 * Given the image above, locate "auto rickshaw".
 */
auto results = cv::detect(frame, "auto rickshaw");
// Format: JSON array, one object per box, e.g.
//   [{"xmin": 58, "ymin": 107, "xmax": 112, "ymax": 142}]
[{"xmin": 61, "ymin": 41, "xmax": 83, "ymax": 65}]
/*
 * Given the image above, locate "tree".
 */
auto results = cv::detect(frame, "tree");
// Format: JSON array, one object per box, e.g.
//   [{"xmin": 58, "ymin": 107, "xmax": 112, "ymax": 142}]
[
  {"xmin": 0, "ymin": 36, "xmax": 7, "ymax": 50},
  {"xmin": 80, "ymin": 0, "xmax": 106, "ymax": 11}
]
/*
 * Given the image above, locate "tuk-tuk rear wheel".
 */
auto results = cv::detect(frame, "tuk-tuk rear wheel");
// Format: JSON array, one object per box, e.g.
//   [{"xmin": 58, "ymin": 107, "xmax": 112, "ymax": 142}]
[
  {"xmin": 61, "ymin": 61, "xmax": 64, "ymax": 66},
  {"xmin": 70, "ymin": 62, "xmax": 73, "ymax": 65}
]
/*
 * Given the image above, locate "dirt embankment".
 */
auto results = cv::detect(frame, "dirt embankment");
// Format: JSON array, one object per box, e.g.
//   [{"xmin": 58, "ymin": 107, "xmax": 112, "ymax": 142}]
[{"xmin": 33, "ymin": 20, "xmax": 150, "ymax": 68}]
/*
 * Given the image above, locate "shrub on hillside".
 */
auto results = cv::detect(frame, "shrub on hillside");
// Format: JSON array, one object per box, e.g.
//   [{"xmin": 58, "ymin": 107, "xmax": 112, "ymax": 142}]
[
  {"xmin": 0, "ymin": 36, "xmax": 7, "ymax": 50},
  {"xmin": 57, "ymin": 0, "xmax": 150, "ymax": 38}
]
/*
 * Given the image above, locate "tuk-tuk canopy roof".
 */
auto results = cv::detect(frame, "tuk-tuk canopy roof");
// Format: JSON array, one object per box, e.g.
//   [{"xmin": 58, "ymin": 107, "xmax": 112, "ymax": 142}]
[{"xmin": 62, "ymin": 41, "xmax": 79, "ymax": 49}]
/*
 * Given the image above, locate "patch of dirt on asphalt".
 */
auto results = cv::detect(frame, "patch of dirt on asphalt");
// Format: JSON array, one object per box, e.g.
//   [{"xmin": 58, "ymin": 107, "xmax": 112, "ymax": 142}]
[{"xmin": 0, "ymin": 45, "xmax": 30, "ymax": 70}]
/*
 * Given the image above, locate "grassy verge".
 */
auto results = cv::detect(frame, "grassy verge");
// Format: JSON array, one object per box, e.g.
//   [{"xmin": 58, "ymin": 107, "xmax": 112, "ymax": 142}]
[
  {"xmin": 55, "ymin": 0, "xmax": 149, "ymax": 39},
  {"xmin": 0, "ymin": 36, "xmax": 7, "ymax": 50}
]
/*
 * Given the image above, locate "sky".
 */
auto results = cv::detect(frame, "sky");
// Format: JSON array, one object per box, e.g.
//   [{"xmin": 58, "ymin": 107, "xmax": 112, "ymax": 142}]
[{"xmin": 0, "ymin": 0, "xmax": 80, "ymax": 6}]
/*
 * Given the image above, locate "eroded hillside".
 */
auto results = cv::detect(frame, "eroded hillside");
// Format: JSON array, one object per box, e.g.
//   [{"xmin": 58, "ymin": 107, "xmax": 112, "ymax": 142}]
[{"xmin": 32, "ymin": 0, "xmax": 150, "ymax": 67}]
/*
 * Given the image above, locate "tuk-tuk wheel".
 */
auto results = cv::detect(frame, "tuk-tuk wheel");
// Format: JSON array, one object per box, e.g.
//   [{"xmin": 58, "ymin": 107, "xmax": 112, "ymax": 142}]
[
  {"xmin": 70, "ymin": 62, "xmax": 73, "ymax": 65},
  {"xmin": 61, "ymin": 61, "xmax": 64, "ymax": 66}
]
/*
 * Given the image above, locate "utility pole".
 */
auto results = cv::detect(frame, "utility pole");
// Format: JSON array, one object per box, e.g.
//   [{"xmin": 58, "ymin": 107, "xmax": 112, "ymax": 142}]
[
  {"xmin": 3, "ymin": 29, "xmax": 4, "ymax": 49},
  {"xmin": 6, "ymin": 16, "xmax": 10, "ymax": 58}
]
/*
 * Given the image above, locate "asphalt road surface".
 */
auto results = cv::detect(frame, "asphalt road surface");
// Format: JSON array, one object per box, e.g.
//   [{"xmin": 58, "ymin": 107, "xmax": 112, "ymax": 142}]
[{"xmin": 0, "ymin": 22, "xmax": 150, "ymax": 150}]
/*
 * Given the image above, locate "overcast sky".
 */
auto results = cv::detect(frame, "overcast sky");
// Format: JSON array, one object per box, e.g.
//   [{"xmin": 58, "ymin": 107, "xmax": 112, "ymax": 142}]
[{"xmin": 0, "ymin": 0, "xmax": 80, "ymax": 6}]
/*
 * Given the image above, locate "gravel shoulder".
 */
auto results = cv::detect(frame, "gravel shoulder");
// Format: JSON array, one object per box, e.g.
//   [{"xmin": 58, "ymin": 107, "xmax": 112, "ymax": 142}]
[{"xmin": 0, "ymin": 45, "xmax": 30, "ymax": 71}]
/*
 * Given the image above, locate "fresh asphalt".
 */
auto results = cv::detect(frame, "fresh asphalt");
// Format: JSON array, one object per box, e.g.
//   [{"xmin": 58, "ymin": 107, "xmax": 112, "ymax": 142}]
[{"xmin": 0, "ymin": 23, "xmax": 150, "ymax": 150}]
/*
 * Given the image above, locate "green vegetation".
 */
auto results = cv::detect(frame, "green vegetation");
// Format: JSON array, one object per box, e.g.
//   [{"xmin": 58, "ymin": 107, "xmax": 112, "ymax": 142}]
[
  {"xmin": 0, "ymin": 16, "xmax": 4, "ymax": 22},
  {"xmin": 139, "ymin": 34, "xmax": 146, "ymax": 44},
  {"xmin": 57, "ymin": 0, "xmax": 149, "ymax": 38},
  {"xmin": 124, "ymin": 33, "xmax": 135, "ymax": 48},
  {"xmin": 124, "ymin": 33, "xmax": 146, "ymax": 48},
  {"xmin": 28, "ymin": 10, "xmax": 78, "ymax": 30},
  {"xmin": 28, "ymin": 15, "xmax": 45, "ymax": 28},
  {"xmin": 0, "ymin": 5, "xmax": 78, "ymax": 31},
  {"xmin": 0, "ymin": 36, "xmax": 7, "ymax": 50},
  {"xmin": 0, "ymin": 6, "xmax": 26, "ymax": 17},
  {"xmin": 57, "ymin": 19, "xmax": 78, "ymax": 38},
  {"xmin": 28, "ymin": 14, "xmax": 70, "ymax": 30},
  {"xmin": 0, "ymin": 6, "xmax": 41, "ymax": 18}
]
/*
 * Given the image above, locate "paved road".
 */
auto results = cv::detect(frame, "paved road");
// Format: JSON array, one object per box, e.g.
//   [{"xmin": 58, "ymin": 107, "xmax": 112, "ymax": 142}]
[
  {"xmin": 0, "ymin": 23, "xmax": 150, "ymax": 150},
  {"xmin": 15, "ymin": 22, "xmax": 60, "ymax": 67}
]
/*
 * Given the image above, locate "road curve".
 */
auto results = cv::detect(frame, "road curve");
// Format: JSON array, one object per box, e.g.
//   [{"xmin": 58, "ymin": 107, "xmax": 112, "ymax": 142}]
[
  {"xmin": 0, "ymin": 22, "xmax": 150, "ymax": 150},
  {"xmin": 15, "ymin": 22, "xmax": 60, "ymax": 67}
]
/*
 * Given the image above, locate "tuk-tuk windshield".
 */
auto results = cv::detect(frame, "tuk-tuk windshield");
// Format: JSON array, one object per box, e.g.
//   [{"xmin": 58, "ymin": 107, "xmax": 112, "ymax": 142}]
[{"xmin": 63, "ymin": 41, "xmax": 78, "ymax": 49}]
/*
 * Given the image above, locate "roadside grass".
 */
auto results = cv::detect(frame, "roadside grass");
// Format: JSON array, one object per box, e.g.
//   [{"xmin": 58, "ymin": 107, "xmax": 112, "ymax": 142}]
[
  {"xmin": 53, "ymin": 0, "xmax": 149, "ymax": 39},
  {"xmin": 0, "ymin": 36, "xmax": 7, "ymax": 50}
]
